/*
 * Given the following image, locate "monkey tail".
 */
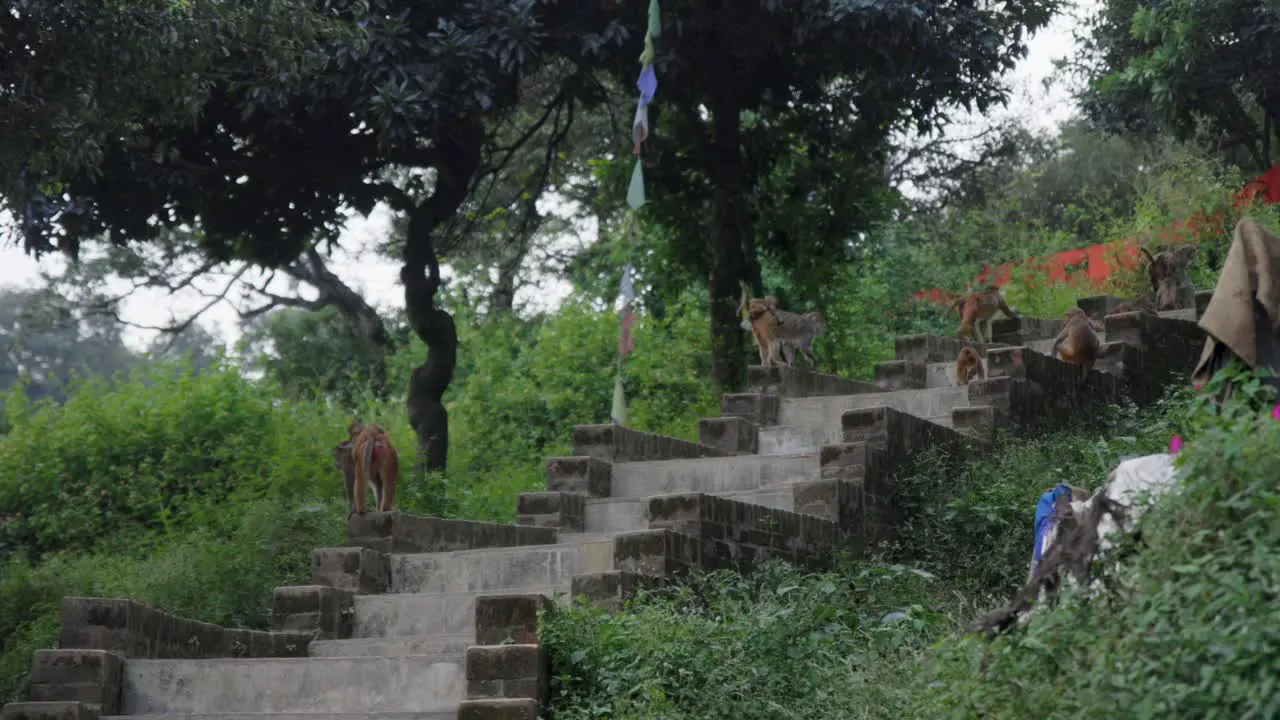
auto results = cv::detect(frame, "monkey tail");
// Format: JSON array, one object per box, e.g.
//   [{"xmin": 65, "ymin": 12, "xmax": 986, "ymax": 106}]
[
  {"xmin": 352, "ymin": 432, "xmax": 373, "ymax": 515},
  {"xmin": 1139, "ymin": 247, "xmax": 1156, "ymax": 265}
]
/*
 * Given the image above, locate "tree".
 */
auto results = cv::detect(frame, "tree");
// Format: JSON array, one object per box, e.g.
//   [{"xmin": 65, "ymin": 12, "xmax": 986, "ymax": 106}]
[
  {"xmin": 586, "ymin": 0, "xmax": 1060, "ymax": 389},
  {"xmin": 237, "ymin": 306, "xmax": 409, "ymax": 402},
  {"xmin": 0, "ymin": 0, "xmax": 346, "ymax": 216},
  {"xmin": 1071, "ymin": 0, "xmax": 1280, "ymax": 171},
  {"xmin": 15, "ymin": 0, "xmax": 627, "ymax": 471},
  {"xmin": 0, "ymin": 286, "xmax": 141, "ymax": 401}
]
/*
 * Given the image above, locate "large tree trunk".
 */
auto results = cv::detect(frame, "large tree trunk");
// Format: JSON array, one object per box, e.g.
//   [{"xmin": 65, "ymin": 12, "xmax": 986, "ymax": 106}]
[
  {"xmin": 402, "ymin": 124, "xmax": 482, "ymax": 472},
  {"xmin": 706, "ymin": 95, "xmax": 758, "ymax": 392}
]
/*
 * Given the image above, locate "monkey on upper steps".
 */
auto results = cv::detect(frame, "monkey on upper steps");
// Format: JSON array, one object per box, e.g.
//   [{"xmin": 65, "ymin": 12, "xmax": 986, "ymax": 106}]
[
  {"xmin": 1141, "ymin": 245, "xmax": 1198, "ymax": 311},
  {"xmin": 1050, "ymin": 308, "xmax": 1102, "ymax": 371},
  {"xmin": 333, "ymin": 420, "xmax": 401, "ymax": 517},
  {"xmin": 952, "ymin": 285, "xmax": 1019, "ymax": 344}
]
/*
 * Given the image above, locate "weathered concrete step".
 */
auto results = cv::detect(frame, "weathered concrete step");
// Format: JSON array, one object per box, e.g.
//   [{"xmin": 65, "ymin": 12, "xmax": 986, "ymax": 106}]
[
  {"xmin": 109, "ymin": 714, "xmax": 455, "ymax": 720},
  {"xmin": 111, "ymin": 707, "xmax": 455, "ymax": 712},
  {"xmin": 390, "ymin": 539, "xmax": 614, "ymax": 594},
  {"xmin": 585, "ymin": 486, "xmax": 799, "ymax": 533},
  {"xmin": 355, "ymin": 590, "xmax": 558, "ymax": 639},
  {"xmin": 308, "ymin": 634, "xmax": 473, "ymax": 658},
  {"xmin": 777, "ymin": 387, "xmax": 968, "ymax": 434},
  {"xmin": 609, "ymin": 452, "xmax": 818, "ymax": 497},
  {"xmin": 757, "ymin": 425, "xmax": 829, "ymax": 455},
  {"xmin": 120, "ymin": 655, "xmax": 463, "ymax": 715},
  {"xmin": 759, "ymin": 416, "xmax": 951, "ymax": 454}
]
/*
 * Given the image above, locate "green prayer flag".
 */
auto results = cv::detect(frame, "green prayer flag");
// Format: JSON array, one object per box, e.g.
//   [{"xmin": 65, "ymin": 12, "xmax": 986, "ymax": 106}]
[
  {"xmin": 647, "ymin": 0, "xmax": 661, "ymax": 38},
  {"xmin": 626, "ymin": 158, "xmax": 646, "ymax": 210}
]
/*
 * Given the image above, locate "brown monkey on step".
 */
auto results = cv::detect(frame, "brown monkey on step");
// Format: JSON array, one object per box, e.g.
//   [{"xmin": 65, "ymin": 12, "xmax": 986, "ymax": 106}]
[
  {"xmin": 953, "ymin": 286, "xmax": 1019, "ymax": 343},
  {"xmin": 335, "ymin": 421, "xmax": 401, "ymax": 516},
  {"xmin": 738, "ymin": 282, "xmax": 785, "ymax": 367},
  {"xmin": 1050, "ymin": 308, "xmax": 1102, "ymax": 371},
  {"xmin": 954, "ymin": 346, "xmax": 986, "ymax": 386}
]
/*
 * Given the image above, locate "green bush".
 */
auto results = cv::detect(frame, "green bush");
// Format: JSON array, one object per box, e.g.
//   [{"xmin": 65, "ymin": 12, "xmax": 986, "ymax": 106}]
[
  {"xmin": 543, "ymin": 561, "xmax": 952, "ymax": 720},
  {"xmin": 918, "ymin": 372, "xmax": 1280, "ymax": 718}
]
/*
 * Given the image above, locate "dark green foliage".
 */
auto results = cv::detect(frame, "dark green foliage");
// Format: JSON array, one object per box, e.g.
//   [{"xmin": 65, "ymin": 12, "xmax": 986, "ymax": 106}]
[
  {"xmin": 543, "ymin": 561, "xmax": 951, "ymax": 720},
  {"xmin": 1073, "ymin": 0, "xmax": 1280, "ymax": 171},
  {"xmin": 922, "ymin": 374, "xmax": 1280, "ymax": 717},
  {"xmin": 0, "ymin": 0, "xmax": 345, "ymax": 208}
]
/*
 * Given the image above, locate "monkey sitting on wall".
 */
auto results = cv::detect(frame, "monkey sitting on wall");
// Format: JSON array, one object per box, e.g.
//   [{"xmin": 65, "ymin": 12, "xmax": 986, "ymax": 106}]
[
  {"xmin": 1050, "ymin": 308, "xmax": 1102, "ymax": 371},
  {"xmin": 1141, "ymin": 245, "xmax": 1198, "ymax": 311},
  {"xmin": 333, "ymin": 421, "xmax": 401, "ymax": 517},
  {"xmin": 952, "ymin": 285, "xmax": 1019, "ymax": 344}
]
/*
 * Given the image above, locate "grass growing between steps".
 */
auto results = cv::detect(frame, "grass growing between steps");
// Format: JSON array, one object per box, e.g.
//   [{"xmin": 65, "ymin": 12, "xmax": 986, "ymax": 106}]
[{"xmin": 544, "ymin": 388, "xmax": 1223, "ymax": 720}]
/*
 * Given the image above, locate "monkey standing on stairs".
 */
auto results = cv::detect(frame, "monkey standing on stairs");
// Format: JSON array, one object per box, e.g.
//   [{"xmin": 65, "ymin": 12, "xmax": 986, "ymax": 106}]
[{"xmin": 953, "ymin": 286, "xmax": 1019, "ymax": 344}]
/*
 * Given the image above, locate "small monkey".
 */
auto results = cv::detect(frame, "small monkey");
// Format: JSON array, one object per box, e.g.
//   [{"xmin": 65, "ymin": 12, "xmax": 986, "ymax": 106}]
[
  {"xmin": 1050, "ymin": 308, "xmax": 1102, "ymax": 370},
  {"xmin": 953, "ymin": 286, "xmax": 1019, "ymax": 344},
  {"xmin": 1141, "ymin": 245, "xmax": 1198, "ymax": 311},
  {"xmin": 769, "ymin": 305, "xmax": 826, "ymax": 368},
  {"xmin": 336, "ymin": 421, "xmax": 400, "ymax": 516},
  {"xmin": 737, "ymin": 283, "xmax": 825, "ymax": 368},
  {"xmin": 954, "ymin": 346, "xmax": 986, "ymax": 386},
  {"xmin": 738, "ymin": 282, "xmax": 785, "ymax": 367}
]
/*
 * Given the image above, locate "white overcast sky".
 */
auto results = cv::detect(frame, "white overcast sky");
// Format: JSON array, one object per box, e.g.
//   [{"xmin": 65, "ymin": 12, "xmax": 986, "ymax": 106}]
[{"xmin": 0, "ymin": 6, "xmax": 1091, "ymax": 353}]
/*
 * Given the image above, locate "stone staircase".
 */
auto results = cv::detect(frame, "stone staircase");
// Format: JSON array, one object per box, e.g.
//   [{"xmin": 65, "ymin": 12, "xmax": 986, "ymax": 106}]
[{"xmin": 0, "ymin": 294, "xmax": 1213, "ymax": 720}]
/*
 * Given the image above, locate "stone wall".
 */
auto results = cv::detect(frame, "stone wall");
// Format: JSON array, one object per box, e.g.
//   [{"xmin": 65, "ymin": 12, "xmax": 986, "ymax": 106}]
[
  {"xmin": 719, "ymin": 392, "xmax": 780, "ymax": 426},
  {"xmin": 347, "ymin": 511, "xmax": 559, "ymax": 555},
  {"xmin": 874, "ymin": 360, "xmax": 927, "ymax": 391},
  {"xmin": 572, "ymin": 424, "xmax": 729, "ymax": 463},
  {"xmin": 895, "ymin": 334, "xmax": 1012, "ymax": 364},
  {"xmin": 456, "ymin": 595, "xmax": 555, "ymax": 720},
  {"xmin": 803, "ymin": 406, "xmax": 970, "ymax": 549},
  {"xmin": 983, "ymin": 345, "xmax": 1126, "ymax": 430},
  {"xmin": 697, "ymin": 416, "xmax": 759, "ymax": 455},
  {"xmin": 57, "ymin": 597, "xmax": 311, "ymax": 660},
  {"xmin": 746, "ymin": 365, "xmax": 879, "ymax": 398},
  {"xmin": 645, "ymin": 493, "xmax": 845, "ymax": 573},
  {"xmin": 1104, "ymin": 311, "xmax": 1207, "ymax": 404}
]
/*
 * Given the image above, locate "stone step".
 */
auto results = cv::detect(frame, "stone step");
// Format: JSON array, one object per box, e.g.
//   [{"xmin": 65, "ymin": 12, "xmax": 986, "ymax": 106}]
[
  {"xmin": 110, "ymin": 715, "xmax": 454, "ymax": 720},
  {"xmin": 585, "ymin": 485, "xmax": 800, "ymax": 534},
  {"xmin": 308, "ymin": 635, "xmax": 474, "ymax": 658},
  {"xmin": 354, "ymin": 590, "xmax": 558, "ymax": 640},
  {"xmin": 120, "ymin": 655, "xmax": 464, "ymax": 715},
  {"xmin": 390, "ymin": 540, "xmax": 614, "ymax": 594},
  {"xmin": 777, "ymin": 387, "xmax": 968, "ymax": 434},
  {"xmin": 609, "ymin": 452, "xmax": 818, "ymax": 498},
  {"xmin": 756, "ymin": 425, "xmax": 830, "ymax": 455},
  {"xmin": 759, "ymin": 416, "xmax": 951, "ymax": 454},
  {"xmin": 584, "ymin": 498, "xmax": 647, "ymax": 533}
]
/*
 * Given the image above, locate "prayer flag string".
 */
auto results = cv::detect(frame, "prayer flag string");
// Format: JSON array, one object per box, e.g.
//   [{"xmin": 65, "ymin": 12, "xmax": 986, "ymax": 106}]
[{"xmin": 612, "ymin": 0, "xmax": 661, "ymax": 427}]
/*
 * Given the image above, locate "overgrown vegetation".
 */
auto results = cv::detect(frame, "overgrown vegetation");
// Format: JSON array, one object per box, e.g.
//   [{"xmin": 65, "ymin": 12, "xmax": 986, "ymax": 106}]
[
  {"xmin": 3, "ymin": 0, "xmax": 1280, "ymax": 710},
  {"xmin": 542, "ymin": 389, "xmax": 1190, "ymax": 719}
]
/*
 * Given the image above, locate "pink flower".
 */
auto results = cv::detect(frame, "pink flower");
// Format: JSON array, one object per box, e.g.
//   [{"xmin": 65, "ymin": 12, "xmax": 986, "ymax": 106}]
[
  {"xmin": 1272, "ymin": 404, "xmax": 1280, "ymax": 421},
  {"xmin": 1169, "ymin": 435, "xmax": 1184, "ymax": 455}
]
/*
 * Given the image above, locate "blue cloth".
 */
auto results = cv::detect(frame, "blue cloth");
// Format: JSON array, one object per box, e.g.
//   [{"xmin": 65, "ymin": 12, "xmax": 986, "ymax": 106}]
[
  {"xmin": 637, "ymin": 64, "xmax": 658, "ymax": 107},
  {"xmin": 1032, "ymin": 484, "xmax": 1075, "ymax": 575}
]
